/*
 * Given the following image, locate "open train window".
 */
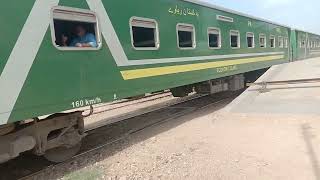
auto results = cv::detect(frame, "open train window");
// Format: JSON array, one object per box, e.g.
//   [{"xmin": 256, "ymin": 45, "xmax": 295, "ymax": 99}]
[
  {"xmin": 130, "ymin": 17, "xmax": 159, "ymax": 50},
  {"xmin": 230, "ymin": 30, "xmax": 240, "ymax": 48},
  {"xmin": 278, "ymin": 36, "xmax": 284, "ymax": 48},
  {"xmin": 284, "ymin": 38, "xmax": 288, "ymax": 48},
  {"xmin": 50, "ymin": 6, "xmax": 102, "ymax": 50},
  {"xmin": 259, "ymin": 34, "xmax": 266, "ymax": 48},
  {"xmin": 246, "ymin": 32, "xmax": 254, "ymax": 48},
  {"xmin": 177, "ymin": 24, "xmax": 196, "ymax": 49},
  {"xmin": 270, "ymin": 35, "xmax": 275, "ymax": 48},
  {"xmin": 208, "ymin": 28, "xmax": 221, "ymax": 49}
]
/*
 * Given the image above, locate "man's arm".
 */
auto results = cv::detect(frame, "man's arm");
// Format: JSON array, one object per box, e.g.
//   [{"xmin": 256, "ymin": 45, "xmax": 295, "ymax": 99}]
[{"xmin": 82, "ymin": 33, "xmax": 98, "ymax": 47}]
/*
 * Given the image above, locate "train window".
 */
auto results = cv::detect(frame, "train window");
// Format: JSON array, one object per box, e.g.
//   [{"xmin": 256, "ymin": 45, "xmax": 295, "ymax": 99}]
[
  {"xmin": 230, "ymin": 30, "xmax": 240, "ymax": 48},
  {"xmin": 130, "ymin": 17, "xmax": 159, "ymax": 50},
  {"xmin": 284, "ymin": 38, "xmax": 288, "ymax": 48},
  {"xmin": 259, "ymin": 34, "xmax": 266, "ymax": 48},
  {"xmin": 270, "ymin": 35, "xmax": 275, "ymax": 48},
  {"xmin": 50, "ymin": 6, "xmax": 102, "ymax": 50},
  {"xmin": 208, "ymin": 28, "xmax": 221, "ymax": 49},
  {"xmin": 278, "ymin": 37, "xmax": 284, "ymax": 48},
  {"xmin": 177, "ymin": 24, "xmax": 196, "ymax": 49},
  {"xmin": 246, "ymin": 32, "xmax": 254, "ymax": 48}
]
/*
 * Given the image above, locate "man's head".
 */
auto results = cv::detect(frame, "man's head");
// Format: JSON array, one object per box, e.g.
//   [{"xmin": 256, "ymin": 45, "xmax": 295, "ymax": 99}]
[{"xmin": 75, "ymin": 25, "xmax": 86, "ymax": 37}]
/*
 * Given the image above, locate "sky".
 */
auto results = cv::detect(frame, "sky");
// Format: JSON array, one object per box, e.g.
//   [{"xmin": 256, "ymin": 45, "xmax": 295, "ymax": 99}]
[{"xmin": 200, "ymin": 0, "xmax": 320, "ymax": 34}]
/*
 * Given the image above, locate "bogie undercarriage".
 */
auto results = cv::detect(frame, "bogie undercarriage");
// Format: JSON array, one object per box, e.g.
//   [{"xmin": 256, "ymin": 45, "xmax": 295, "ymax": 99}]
[
  {"xmin": 0, "ymin": 112, "xmax": 85, "ymax": 163},
  {"xmin": 170, "ymin": 74, "xmax": 245, "ymax": 97}
]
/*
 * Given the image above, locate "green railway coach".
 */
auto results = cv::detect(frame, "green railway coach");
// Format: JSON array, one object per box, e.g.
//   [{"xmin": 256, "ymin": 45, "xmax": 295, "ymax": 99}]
[
  {"xmin": 0, "ymin": 0, "xmax": 319, "ymax": 163},
  {"xmin": 291, "ymin": 29, "xmax": 320, "ymax": 60}
]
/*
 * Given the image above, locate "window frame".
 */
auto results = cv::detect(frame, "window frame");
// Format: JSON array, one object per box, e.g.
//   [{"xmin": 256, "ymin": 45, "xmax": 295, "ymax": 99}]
[
  {"xmin": 259, "ymin": 34, "xmax": 267, "ymax": 48},
  {"xmin": 230, "ymin": 30, "xmax": 240, "ymax": 49},
  {"xmin": 176, "ymin": 23, "xmax": 196, "ymax": 50},
  {"xmin": 299, "ymin": 41, "xmax": 302, "ymax": 48},
  {"xmin": 246, "ymin": 32, "xmax": 255, "ymax": 48},
  {"xmin": 207, "ymin": 27, "xmax": 221, "ymax": 49},
  {"xmin": 50, "ymin": 6, "xmax": 102, "ymax": 51},
  {"xmin": 284, "ymin": 37, "xmax": 288, "ymax": 48},
  {"xmin": 129, "ymin": 16, "xmax": 160, "ymax": 51},
  {"xmin": 278, "ymin": 36, "xmax": 284, "ymax": 48},
  {"xmin": 312, "ymin": 41, "xmax": 315, "ymax": 48},
  {"xmin": 269, "ymin": 35, "xmax": 276, "ymax": 48}
]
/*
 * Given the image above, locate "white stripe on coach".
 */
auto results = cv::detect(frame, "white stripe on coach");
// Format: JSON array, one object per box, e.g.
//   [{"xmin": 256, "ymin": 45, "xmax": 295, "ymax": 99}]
[{"xmin": 0, "ymin": 0, "xmax": 60, "ymax": 125}]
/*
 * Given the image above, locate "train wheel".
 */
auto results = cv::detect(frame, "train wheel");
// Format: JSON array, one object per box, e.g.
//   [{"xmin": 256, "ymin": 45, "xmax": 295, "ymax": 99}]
[
  {"xmin": 170, "ymin": 86, "xmax": 193, "ymax": 97},
  {"xmin": 44, "ymin": 142, "xmax": 81, "ymax": 163}
]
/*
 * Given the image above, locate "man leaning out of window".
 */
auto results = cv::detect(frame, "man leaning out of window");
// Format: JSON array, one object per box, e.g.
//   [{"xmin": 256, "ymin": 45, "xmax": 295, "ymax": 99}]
[{"xmin": 62, "ymin": 25, "xmax": 98, "ymax": 48}]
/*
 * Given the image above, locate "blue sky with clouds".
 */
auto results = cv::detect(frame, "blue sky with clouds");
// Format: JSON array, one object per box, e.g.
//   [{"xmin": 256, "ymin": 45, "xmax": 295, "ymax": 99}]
[{"xmin": 200, "ymin": 0, "xmax": 320, "ymax": 34}]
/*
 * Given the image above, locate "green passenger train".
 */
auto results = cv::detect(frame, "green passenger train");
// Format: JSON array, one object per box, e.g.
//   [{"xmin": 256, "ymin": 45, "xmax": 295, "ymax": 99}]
[{"xmin": 0, "ymin": 0, "xmax": 320, "ymax": 163}]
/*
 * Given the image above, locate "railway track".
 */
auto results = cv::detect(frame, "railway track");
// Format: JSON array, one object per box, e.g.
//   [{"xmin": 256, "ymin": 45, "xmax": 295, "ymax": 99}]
[{"xmin": 0, "ymin": 91, "xmax": 240, "ymax": 180}]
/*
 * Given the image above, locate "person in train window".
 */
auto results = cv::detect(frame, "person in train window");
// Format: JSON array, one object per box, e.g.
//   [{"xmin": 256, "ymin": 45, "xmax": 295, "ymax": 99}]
[{"xmin": 62, "ymin": 25, "xmax": 97, "ymax": 48}]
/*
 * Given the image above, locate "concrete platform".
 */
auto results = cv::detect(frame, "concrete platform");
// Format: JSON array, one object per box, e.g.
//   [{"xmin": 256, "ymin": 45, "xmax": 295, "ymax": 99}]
[
  {"xmin": 218, "ymin": 57, "xmax": 320, "ymax": 180},
  {"xmin": 224, "ymin": 57, "xmax": 320, "ymax": 115}
]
